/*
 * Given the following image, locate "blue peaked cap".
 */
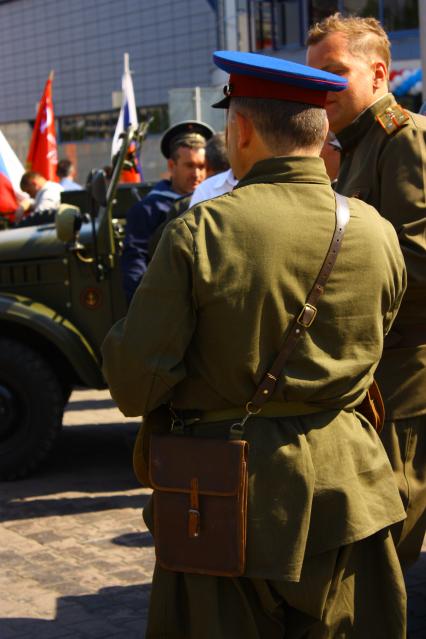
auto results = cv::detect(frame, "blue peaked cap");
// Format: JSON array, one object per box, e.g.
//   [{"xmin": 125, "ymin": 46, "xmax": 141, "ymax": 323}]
[{"xmin": 212, "ymin": 50, "xmax": 347, "ymax": 108}]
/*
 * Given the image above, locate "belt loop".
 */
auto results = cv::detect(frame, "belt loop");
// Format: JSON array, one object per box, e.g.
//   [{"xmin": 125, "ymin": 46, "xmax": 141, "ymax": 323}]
[{"xmin": 188, "ymin": 477, "xmax": 200, "ymax": 538}]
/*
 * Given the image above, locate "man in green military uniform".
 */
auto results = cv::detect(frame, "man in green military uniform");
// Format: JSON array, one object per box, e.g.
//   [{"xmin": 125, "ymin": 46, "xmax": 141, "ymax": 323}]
[
  {"xmin": 307, "ymin": 13, "xmax": 426, "ymax": 566},
  {"xmin": 102, "ymin": 51, "xmax": 407, "ymax": 637}
]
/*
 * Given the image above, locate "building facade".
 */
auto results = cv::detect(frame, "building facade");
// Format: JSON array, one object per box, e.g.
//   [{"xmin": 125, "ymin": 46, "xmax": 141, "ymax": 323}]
[
  {"xmin": 0, "ymin": 0, "xmax": 219, "ymax": 181},
  {"xmin": 0, "ymin": 0, "xmax": 421, "ymax": 182}
]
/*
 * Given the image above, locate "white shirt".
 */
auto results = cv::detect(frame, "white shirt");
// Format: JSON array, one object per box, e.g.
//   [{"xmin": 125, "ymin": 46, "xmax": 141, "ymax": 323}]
[
  {"xmin": 189, "ymin": 169, "xmax": 238, "ymax": 208},
  {"xmin": 60, "ymin": 177, "xmax": 83, "ymax": 191},
  {"xmin": 34, "ymin": 181, "xmax": 63, "ymax": 213}
]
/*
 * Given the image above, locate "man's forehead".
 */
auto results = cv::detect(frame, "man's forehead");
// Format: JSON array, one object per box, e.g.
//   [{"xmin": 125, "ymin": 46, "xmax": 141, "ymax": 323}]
[
  {"xmin": 175, "ymin": 145, "xmax": 205, "ymax": 160},
  {"xmin": 308, "ymin": 31, "xmax": 351, "ymax": 58},
  {"xmin": 307, "ymin": 31, "xmax": 374, "ymax": 65},
  {"xmin": 308, "ymin": 32, "xmax": 368, "ymax": 68}
]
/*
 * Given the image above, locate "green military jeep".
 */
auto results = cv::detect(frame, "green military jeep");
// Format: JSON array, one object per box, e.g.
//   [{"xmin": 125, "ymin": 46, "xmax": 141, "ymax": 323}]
[{"xmin": 0, "ymin": 127, "xmax": 151, "ymax": 479}]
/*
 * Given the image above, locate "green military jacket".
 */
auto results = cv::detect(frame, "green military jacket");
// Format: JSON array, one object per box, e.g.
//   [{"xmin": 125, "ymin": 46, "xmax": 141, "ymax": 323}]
[
  {"xmin": 103, "ymin": 157, "xmax": 406, "ymax": 581},
  {"xmin": 336, "ymin": 93, "xmax": 426, "ymax": 419}
]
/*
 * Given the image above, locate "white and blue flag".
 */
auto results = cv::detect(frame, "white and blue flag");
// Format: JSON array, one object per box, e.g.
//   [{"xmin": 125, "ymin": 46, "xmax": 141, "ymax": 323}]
[{"xmin": 112, "ymin": 53, "xmax": 139, "ymax": 158}]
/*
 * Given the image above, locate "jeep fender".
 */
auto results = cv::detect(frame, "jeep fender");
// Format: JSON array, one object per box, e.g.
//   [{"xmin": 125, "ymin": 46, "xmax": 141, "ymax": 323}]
[{"xmin": 0, "ymin": 293, "xmax": 104, "ymax": 388}]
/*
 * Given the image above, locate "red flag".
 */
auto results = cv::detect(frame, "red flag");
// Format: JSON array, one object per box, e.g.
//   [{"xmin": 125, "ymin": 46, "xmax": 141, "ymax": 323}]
[{"xmin": 26, "ymin": 72, "xmax": 58, "ymax": 181}]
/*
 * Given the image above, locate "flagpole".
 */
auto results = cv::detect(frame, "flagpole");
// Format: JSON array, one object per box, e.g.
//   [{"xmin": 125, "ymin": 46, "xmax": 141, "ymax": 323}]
[{"xmin": 124, "ymin": 53, "xmax": 129, "ymax": 75}]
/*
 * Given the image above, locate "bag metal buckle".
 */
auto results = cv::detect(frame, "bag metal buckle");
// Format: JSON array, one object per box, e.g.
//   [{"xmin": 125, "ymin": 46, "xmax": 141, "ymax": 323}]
[
  {"xmin": 297, "ymin": 304, "xmax": 317, "ymax": 328},
  {"xmin": 170, "ymin": 406, "xmax": 185, "ymax": 435}
]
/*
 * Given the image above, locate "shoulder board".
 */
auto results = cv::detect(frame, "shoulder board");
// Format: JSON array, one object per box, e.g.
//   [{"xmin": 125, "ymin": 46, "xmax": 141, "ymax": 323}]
[{"xmin": 375, "ymin": 104, "xmax": 410, "ymax": 135}]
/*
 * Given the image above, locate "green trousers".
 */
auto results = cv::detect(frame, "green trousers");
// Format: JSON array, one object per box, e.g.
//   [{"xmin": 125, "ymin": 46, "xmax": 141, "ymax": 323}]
[
  {"xmin": 380, "ymin": 416, "xmax": 426, "ymax": 565},
  {"xmin": 145, "ymin": 528, "xmax": 406, "ymax": 639}
]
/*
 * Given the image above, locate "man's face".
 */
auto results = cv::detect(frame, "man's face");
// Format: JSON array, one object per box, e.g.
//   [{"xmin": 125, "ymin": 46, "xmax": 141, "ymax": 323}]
[
  {"xmin": 169, "ymin": 146, "xmax": 206, "ymax": 195},
  {"xmin": 307, "ymin": 32, "xmax": 379, "ymax": 134},
  {"xmin": 225, "ymin": 104, "xmax": 244, "ymax": 180}
]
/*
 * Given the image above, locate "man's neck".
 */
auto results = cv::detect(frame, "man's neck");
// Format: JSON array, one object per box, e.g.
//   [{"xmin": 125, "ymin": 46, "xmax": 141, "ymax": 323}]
[{"xmin": 352, "ymin": 91, "xmax": 390, "ymax": 126}]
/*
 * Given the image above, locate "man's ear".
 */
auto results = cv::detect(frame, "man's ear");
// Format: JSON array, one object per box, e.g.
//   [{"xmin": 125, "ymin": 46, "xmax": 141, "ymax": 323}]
[
  {"xmin": 167, "ymin": 157, "xmax": 176, "ymax": 174},
  {"xmin": 235, "ymin": 111, "xmax": 253, "ymax": 150},
  {"xmin": 373, "ymin": 60, "xmax": 388, "ymax": 90}
]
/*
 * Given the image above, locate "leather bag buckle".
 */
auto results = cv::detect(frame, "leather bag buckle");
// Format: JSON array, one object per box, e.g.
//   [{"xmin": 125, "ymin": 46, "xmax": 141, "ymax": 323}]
[{"xmin": 297, "ymin": 304, "xmax": 317, "ymax": 328}]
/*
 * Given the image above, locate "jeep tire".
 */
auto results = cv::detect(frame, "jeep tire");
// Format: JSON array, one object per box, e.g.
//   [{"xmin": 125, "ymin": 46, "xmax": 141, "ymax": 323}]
[{"xmin": 0, "ymin": 338, "xmax": 64, "ymax": 479}]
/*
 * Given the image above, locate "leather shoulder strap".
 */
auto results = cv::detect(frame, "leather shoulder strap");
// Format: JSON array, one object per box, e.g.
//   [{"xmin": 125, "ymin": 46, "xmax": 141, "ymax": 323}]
[{"xmin": 249, "ymin": 192, "xmax": 350, "ymax": 411}]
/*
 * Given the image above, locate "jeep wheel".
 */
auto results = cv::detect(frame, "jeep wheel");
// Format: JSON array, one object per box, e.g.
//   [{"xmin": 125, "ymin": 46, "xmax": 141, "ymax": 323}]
[{"xmin": 0, "ymin": 338, "xmax": 64, "ymax": 479}]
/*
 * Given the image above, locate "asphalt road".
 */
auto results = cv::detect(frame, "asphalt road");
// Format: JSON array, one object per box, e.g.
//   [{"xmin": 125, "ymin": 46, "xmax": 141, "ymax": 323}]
[{"xmin": 0, "ymin": 389, "xmax": 424, "ymax": 638}]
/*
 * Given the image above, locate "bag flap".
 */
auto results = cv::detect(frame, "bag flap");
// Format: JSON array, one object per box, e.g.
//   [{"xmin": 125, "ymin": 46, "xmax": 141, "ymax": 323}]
[{"xmin": 149, "ymin": 434, "xmax": 248, "ymax": 496}]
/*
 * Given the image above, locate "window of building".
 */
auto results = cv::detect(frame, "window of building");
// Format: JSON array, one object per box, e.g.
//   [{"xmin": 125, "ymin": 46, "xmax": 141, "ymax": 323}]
[
  {"xmin": 58, "ymin": 105, "xmax": 169, "ymax": 142},
  {"xmin": 251, "ymin": 0, "xmax": 304, "ymax": 50},
  {"xmin": 250, "ymin": 0, "xmax": 418, "ymax": 52},
  {"xmin": 309, "ymin": 1, "xmax": 339, "ymax": 25},
  {"xmin": 382, "ymin": 0, "xmax": 418, "ymax": 32},
  {"xmin": 338, "ymin": 0, "xmax": 418, "ymax": 32}
]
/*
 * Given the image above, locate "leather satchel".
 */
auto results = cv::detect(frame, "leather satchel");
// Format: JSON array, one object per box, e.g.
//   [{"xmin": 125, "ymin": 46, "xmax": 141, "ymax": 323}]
[{"xmin": 149, "ymin": 433, "xmax": 248, "ymax": 576}]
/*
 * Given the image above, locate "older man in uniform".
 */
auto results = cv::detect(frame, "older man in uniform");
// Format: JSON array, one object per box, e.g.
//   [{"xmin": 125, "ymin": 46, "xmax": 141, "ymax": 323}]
[
  {"xmin": 120, "ymin": 120, "xmax": 213, "ymax": 302},
  {"xmin": 307, "ymin": 13, "xmax": 426, "ymax": 567},
  {"xmin": 103, "ymin": 51, "xmax": 407, "ymax": 638}
]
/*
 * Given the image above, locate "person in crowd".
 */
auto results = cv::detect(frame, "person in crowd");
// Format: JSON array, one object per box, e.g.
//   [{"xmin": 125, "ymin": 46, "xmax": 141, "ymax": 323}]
[
  {"xmin": 20, "ymin": 171, "xmax": 63, "ymax": 214},
  {"xmin": 120, "ymin": 120, "xmax": 213, "ymax": 303},
  {"xmin": 102, "ymin": 50, "xmax": 407, "ymax": 638},
  {"xmin": 159, "ymin": 131, "xmax": 235, "ymax": 232},
  {"xmin": 307, "ymin": 13, "xmax": 426, "ymax": 567},
  {"xmin": 319, "ymin": 131, "xmax": 341, "ymax": 183},
  {"xmin": 189, "ymin": 131, "xmax": 238, "ymax": 207},
  {"xmin": 56, "ymin": 159, "xmax": 82, "ymax": 191},
  {"xmin": 116, "ymin": 141, "xmax": 142, "ymax": 183}
]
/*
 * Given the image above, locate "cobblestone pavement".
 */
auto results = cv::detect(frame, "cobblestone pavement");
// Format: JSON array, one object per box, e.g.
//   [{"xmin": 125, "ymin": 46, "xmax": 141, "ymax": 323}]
[
  {"xmin": 0, "ymin": 389, "xmax": 425, "ymax": 639},
  {"xmin": 0, "ymin": 389, "xmax": 152, "ymax": 639}
]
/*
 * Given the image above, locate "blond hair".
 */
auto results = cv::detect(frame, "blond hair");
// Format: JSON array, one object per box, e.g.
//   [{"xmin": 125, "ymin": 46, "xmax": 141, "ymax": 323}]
[{"xmin": 307, "ymin": 13, "xmax": 391, "ymax": 71}]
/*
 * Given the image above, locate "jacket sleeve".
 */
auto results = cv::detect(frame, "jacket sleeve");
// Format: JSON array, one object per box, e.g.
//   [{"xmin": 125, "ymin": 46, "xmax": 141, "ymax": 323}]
[
  {"xmin": 102, "ymin": 217, "xmax": 196, "ymax": 416},
  {"xmin": 378, "ymin": 123, "xmax": 426, "ymax": 324}
]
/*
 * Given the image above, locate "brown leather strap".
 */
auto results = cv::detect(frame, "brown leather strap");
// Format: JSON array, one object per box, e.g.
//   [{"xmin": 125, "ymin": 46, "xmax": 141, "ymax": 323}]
[{"xmin": 249, "ymin": 193, "xmax": 350, "ymax": 410}]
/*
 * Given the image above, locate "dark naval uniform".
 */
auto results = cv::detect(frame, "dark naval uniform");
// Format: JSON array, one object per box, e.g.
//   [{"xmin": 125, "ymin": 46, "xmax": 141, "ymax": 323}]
[
  {"xmin": 103, "ymin": 154, "xmax": 407, "ymax": 637},
  {"xmin": 335, "ymin": 93, "xmax": 426, "ymax": 564},
  {"xmin": 120, "ymin": 120, "xmax": 213, "ymax": 303},
  {"xmin": 120, "ymin": 179, "xmax": 181, "ymax": 302}
]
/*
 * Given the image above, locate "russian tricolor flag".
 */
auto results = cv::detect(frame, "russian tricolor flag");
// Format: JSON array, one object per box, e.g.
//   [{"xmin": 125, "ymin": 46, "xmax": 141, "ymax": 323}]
[
  {"xmin": 112, "ymin": 53, "xmax": 139, "ymax": 158},
  {"xmin": 0, "ymin": 129, "xmax": 25, "ymax": 220}
]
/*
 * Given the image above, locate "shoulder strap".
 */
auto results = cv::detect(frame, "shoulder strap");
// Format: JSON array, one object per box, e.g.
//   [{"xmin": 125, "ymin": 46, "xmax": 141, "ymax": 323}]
[{"xmin": 248, "ymin": 193, "xmax": 350, "ymax": 411}]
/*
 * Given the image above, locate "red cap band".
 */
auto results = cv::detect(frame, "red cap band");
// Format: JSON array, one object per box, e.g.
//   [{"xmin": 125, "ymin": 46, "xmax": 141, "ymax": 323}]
[{"xmin": 227, "ymin": 72, "xmax": 328, "ymax": 107}]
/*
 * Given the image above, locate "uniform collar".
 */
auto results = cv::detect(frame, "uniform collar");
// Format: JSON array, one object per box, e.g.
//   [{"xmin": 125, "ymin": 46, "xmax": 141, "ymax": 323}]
[
  {"xmin": 235, "ymin": 156, "xmax": 331, "ymax": 189},
  {"xmin": 149, "ymin": 179, "xmax": 182, "ymax": 200},
  {"xmin": 336, "ymin": 93, "xmax": 395, "ymax": 151}
]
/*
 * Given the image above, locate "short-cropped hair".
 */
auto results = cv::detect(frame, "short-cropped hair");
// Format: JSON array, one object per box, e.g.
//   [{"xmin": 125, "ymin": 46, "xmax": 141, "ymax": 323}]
[
  {"xmin": 20, "ymin": 171, "xmax": 41, "ymax": 190},
  {"xmin": 205, "ymin": 132, "xmax": 229, "ymax": 173},
  {"xmin": 307, "ymin": 12, "xmax": 391, "ymax": 71},
  {"xmin": 56, "ymin": 159, "xmax": 73, "ymax": 178},
  {"xmin": 232, "ymin": 97, "xmax": 327, "ymax": 153}
]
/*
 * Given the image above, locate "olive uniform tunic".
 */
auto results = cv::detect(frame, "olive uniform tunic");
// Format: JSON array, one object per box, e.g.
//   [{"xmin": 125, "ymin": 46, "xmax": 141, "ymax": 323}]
[
  {"xmin": 335, "ymin": 93, "xmax": 426, "ymax": 563},
  {"xmin": 102, "ymin": 157, "xmax": 407, "ymax": 637}
]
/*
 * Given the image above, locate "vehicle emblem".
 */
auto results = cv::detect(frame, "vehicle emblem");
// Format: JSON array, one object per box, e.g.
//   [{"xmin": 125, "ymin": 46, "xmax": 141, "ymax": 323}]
[{"xmin": 80, "ymin": 287, "xmax": 102, "ymax": 310}]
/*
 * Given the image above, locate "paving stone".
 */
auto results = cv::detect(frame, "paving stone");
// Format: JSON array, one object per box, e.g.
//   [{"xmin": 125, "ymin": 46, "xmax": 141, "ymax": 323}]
[{"xmin": 1, "ymin": 389, "xmax": 424, "ymax": 638}]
